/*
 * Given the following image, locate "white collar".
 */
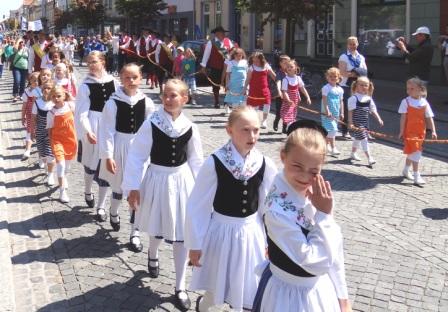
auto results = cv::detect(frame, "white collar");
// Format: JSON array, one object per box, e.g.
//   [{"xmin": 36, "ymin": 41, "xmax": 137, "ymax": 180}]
[
  {"xmin": 110, "ymin": 86, "xmax": 145, "ymax": 105},
  {"xmin": 83, "ymin": 72, "xmax": 115, "ymax": 84},
  {"xmin": 150, "ymin": 107, "xmax": 192, "ymax": 137}
]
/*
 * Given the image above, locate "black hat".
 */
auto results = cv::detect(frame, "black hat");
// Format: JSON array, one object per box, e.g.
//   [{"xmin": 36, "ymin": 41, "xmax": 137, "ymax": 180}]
[
  {"xmin": 141, "ymin": 27, "xmax": 152, "ymax": 33},
  {"xmin": 286, "ymin": 119, "xmax": 328, "ymax": 137},
  {"xmin": 211, "ymin": 26, "xmax": 229, "ymax": 34}
]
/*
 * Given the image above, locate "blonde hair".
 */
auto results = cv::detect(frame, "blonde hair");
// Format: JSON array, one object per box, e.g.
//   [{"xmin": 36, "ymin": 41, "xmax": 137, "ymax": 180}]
[
  {"xmin": 286, "ymin": 59, "xmax": 301, "ymax": 75},
  {"xmin": 248, "ymin": 51, "xmax": 267, "ymax": 67},
  {"xmin": 28, "ymin": 72, "xmax": 40, "ymax": 84},
  {"xmin": 41, "ymin": 81, "xmax": 55, "ymax": 100},
  {"xmin": 87, "ymin": 50, "xmax": 106, "ymax": 64},
  {"xmin": 39, "ymin": 68, "xmax": 53, "ymax": 85},
  {"xmin": 230, "ymin": 48, "xmax": 246, "ymax": 60},
  {"xmin": 283, "ymin": 127, "xmax": 327, "ymax": 160},
  {"xmin": 185, "ymin": 48, "xmax": 196, "ymax": 60},
  {"xmin": 164, "ymin": 79, "xmax": 189, "ymax": 96},
  {"xmin": 54, "ymin": 62, "xmax": 68, "ymax": 76},
  {"xmin": 351, "ymin": 76, "xmax": 374, "ymax": 96},
  {"xmin": 50, "ymin": 85, "xmax": 71, "ymax": 101},
  {"xmin": 325, "ymin": 67, "xmax": 342, "ymax": 83},
  {"xmin": 347, "ymin": 36, "xmax": 359, "ymax": 45},
  {"xmin": 227, "ymin": 106, "xmax": 258, "ymax": 127},
  {"xmin": 407, "ymin": 77, "xmax": 427, "ymax": 98}
]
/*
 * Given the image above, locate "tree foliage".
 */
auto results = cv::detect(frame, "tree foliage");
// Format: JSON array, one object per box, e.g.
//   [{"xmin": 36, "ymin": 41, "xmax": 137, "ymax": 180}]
[
  {"xmin": 71, "ymin": 0, "xmax": 105, "ymax": 30},
  {"xmin": 115, "ymin": 0, "xmax": 168, "ymax": 29},
  {"xmin": 54, "ymin": 8, "xmax": 74, "ymax": 32}
]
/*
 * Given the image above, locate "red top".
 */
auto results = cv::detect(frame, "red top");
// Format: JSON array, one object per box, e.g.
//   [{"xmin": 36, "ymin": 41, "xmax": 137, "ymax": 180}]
[{"xmin": 247, "ymin": 66, "xmax": 271, "ymax": 106}]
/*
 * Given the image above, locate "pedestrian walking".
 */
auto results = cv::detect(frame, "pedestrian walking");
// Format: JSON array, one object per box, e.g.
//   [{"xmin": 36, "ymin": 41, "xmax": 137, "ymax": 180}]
[
  {"xmin": 347, "ymin": 77, "xmax": 384, "ymax": 166},
  {"xmin": 252, "ymin": 121, "xmax": 351, "ymax": 312},
  {"xmin": 185, "ymin": 106, "xmax": 277, "ymax": 312},
  {"xmin": 98, "ymin": 63, "xmax": 155, "ymax": 252},
  {"xmin": 272, "ymin": 54, "xmax": 290, "ymax": 132},
  {"xmin": 75, "ymin": 51, "xmax": 119, "ymax": 219},
  {"xmin": 32, "ymin": 80, "xmax": 56, "ymax": 185},
  {"xmin": 399, "ymin": 77, "xmax": 437, "ymax": 186},
  {"xmin": 181, "ymin": 48, "xmax": 197, "ymax": 105},
  {"xmin": 123, "ymin": 79, "xmax": 204, "ymax": 311},
  {"xmin": 11, "ymin": 40, "xmax": 29, "ymax": 102},
  {"xmin": 46, "ymin": 86, "xmax": 77, "ymax": 203},
  {"xmin": 280, "ymin": 60, "xmax": 311, "ymax": 133},
  {"xmin": 21, "ymin": 72, "xmax": 41, "ymax": 160},
  {"xmin": 223, "ymin": 47, "xmax": 248, "ymax": 115},
  {"xmin": 321, "ymin": 67, "xmax": 344, "ymax": 156},
  {"xmin": 244, "ymin": 51, "xmax": 276, "ymax": 129}
]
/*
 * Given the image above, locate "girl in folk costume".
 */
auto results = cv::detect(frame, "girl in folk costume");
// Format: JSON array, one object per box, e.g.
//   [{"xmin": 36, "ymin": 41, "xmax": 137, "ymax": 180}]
[
  {"xmin": 21, "ymin": 72, "xmax": 42, "ymax": 160},
  {"xmin": 98, "ymin": 63, "xmax": 155, "ymax": 252},
  {"xmin": 321, "ymin": 67, "xmax": 344, "ymax": 156},
  {"xmin": 53, "ymin": 62, "xmax": 77, "ymax": 98},
  {"xmin": 146, "ymin": 31, "xmax": 161, "ymax": 89},
  {"xmin": 119, "ymin": 34, "xmax": 138, "ymax": 64},
  {"xmin": 244, "ymin": 51, "xmax": 276, "ymax": 129},
  {"xmin": 46, "ymin": 86, "xmax": 77, "ymax": 203},
  {"xmin": 347, "ymin": 77, "xmax": 383, "ymax": 166},
  {"xmin": 223, "ymin": 48, "xmax": 248, "ymax": 115},
  {"xmin": 280, "ymin": 60, "xmax": 311, "ymax": 134},
  {"xmin": 39, "ymin": 68, "xmax": 53, "ymax": 86},
  {"xmin": 75, "ymin": 51, "xmax": 119, "ymax": 219},
  {"xmin": 252, "ymin": 121, "xmax": 351, "ymax": 312},
  {"xmin": 272, "ymin": 54, "xmax": 290, "ymax": 132},
  {"xmin": 32, "ymin": 81, "xmax": 56, "ymax": 186},
  {"xmin": 399, "ymin": 78, "xmax": 437, "ymax": 186},
  {"xmin": 123, "ymin": 79, "xmax": 203, "ymax": 310},
  {"xmin": 185, "ymin": 106, "xmax": 277, "ymax": 312},
  {"xmin": 154, "ymin": 33, "xmax": 175, "ymax": 94},
  {"xmin": 181, "ymin": 48, "xmax": 198, "ymax": 105}
]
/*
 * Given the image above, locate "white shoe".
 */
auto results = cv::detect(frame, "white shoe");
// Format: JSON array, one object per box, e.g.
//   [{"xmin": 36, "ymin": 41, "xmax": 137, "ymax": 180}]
[
  {"xmin": 327, "ymin": 145, "xmax": 333, "ymax": 155},
  {"xmin": 261, "ymin": 120, "xmax": 268, "ymax": 129},
  {"xmin": 331, "ymin": 147, "xmax": 341, "ymax": 156},
  {"xmin": 63, "ymin": 177, "xmax": 68, "ymax": 189},
  {"xmin": 38, "ymin": 159, "xmax": 45, "ymax": 169},
  {"xmin": 368, "ymin": 158, "xmax": 376, "ymax": 166},
  {"xmin": 224, "ymin": 106, "xmax": 231, "ymax": 115},
  {"xmin": 351, "ymin": 152, "xmax": 361, "ymax": 161},
  {"xmin": 414, "ymin": 173, "xmax": 426, "ymax": 185},
  {"xmin": 59, "ymin": 188, "xmax": 70, "ymax": 203},
  {"xmin": 402, "ymin": 168, "xmax": 413, "ymax": 180},
  {"xmin": 47, "ymin": 172, "xmax": 55, "ymax": 186},
  {"xmin": 22, "ymin": 149, "xmax": 31, "ymax": 159}
]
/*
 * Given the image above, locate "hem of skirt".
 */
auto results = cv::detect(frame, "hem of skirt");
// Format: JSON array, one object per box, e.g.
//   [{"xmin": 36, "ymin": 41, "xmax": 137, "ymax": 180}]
[
  {"xmin": 153, "ymin": 235, "xmax": 184, "ymax": 244},
  {"xmin": 188, "ymin": 286, "xmax": 253, "ymax": 311}
]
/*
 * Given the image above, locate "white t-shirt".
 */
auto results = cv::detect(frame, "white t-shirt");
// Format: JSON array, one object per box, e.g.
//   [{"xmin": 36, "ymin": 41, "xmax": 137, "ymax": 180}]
[
  {"xmin": 46, "ymin": 101, "xmax": 75, "ymax": 129},
  {"xmin": 442, "ymin": 40, "xmax": 448, "ymax": 56},
  {"xmin": 398, "ymin": 97, "xmax": 434, "ymax": 118},
  {"xmin": 338, "ymin": 51, "xmax": 367, "ymax": 87},
  {"xmin": 321, "ymin": 83, "xmax": 344, "ymax": 97},
  {"xmin": 226, "ymin": 59, "xmax": 248, "ymax": 72},
  {"xmin": 248, "ymin": 63, "xmax": 272, "ymax": 72},
  {"xmin": 347, "ymin": 93, "xmax": 377, "ymax": 112},
  {"xmin": 32, "ymin": 98, "xmax": 54, "ymax": 114},
  {"xmin": 21, "ymin": 87, "xmax": 41, "ymax": 102},
  {"xmin": 281, "ymin": 75, "xmax": 304, "ymax": 91}
]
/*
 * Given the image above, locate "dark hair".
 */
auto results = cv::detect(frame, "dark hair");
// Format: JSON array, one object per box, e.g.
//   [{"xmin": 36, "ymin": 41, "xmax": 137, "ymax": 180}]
[{"xmin": 248, "ymin": 51, "xmax": 267, "ymax": 67}]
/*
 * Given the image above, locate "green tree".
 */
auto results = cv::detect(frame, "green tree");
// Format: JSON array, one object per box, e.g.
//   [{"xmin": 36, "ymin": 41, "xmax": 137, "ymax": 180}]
[
  {"xmin": 235, "ymin": 0, "xmax": 339, "ymax": 54},
  {"xmin": 54, "ymin": 8, "xmax": 75, "ymax": 32},
  {"xmin": 115, "ymin": 0, "xmax": 168, "ymax": 30},
  {"xmin": 71, "ymin": 0, "xmax": 105, "ymax": 31}
]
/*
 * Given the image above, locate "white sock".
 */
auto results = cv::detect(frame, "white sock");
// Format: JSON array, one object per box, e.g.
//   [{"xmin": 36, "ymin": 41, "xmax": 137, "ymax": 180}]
[
  {"xmin": 173, "ymin": 242, "xmax": 188, "ymax": 291},
  {"xmin": 131, "ymin": 217, "xmax": 140, "ymax": 237},
  {"xmin": 84, "ymin": 173, "xmax": 94, "ymax": 195},
  {"xmin": 199, "ymin": 291, "xmax": 214, "ymax": 312},
  {"xmin": 404, "ymin": 164, "xmax": 411, "ymax": 172},
  {"xmin": 56, "ymin": 161, "xmax": 65, "ymax": 178},
  {"xmin": 97, "ymin": 186, "xmax": 108, "ymax": 209},
  {"xmin": 110, "ymin": 197, "xmax": 121, "ymax": 221},
  {"xmin": 148, "ymin": 237, "xmax": 162, "ymax": 266}
]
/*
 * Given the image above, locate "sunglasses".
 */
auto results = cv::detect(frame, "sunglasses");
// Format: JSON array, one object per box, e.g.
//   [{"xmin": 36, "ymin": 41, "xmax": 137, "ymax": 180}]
[{"xmin": 286, "ymin": 119, "xmax": 328, "ymax": 137}]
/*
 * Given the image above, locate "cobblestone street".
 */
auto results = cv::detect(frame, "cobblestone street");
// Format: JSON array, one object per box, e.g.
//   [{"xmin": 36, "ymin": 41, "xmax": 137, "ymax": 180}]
[{"xmin": 1, "ymin": 66, "xmax": 448, "ymax": 312}]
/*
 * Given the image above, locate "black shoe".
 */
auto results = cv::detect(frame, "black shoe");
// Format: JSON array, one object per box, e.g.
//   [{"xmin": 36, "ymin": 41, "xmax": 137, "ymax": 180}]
[
  {"xmin": 84, "ymin": 193, "xmax": 95, "ymax": 208},
  {"xmin": 282, "ymin": 123, "xmax": 287, "ymax": 134},
  {"xmin": 195, "ymin": 295, "xmax": 203, "ymax": 312},
  {"xmin": 129, "ymin": 236, "xmax": 143, "ymax": 252},
  {"xmin": 174, "ymin": 290, "xmax": 191, "ymax": 311},
  {"xmin": 96, "ymin": 208, "xmax": 107, "ymax": 222},
  {"xmin": 148, "ymin": 258, "xmax": 159, "ymax": 278},
  {"xmin": 214, "ymin": 103, "xmax": 220, "ymax": 108},
  {"xmin": 109, "ymin": 213, "xmax": 120, "ymax": 231},
  {"xmin": 273, "ymin": 118, "xmax": 279, "ymax": 131}
]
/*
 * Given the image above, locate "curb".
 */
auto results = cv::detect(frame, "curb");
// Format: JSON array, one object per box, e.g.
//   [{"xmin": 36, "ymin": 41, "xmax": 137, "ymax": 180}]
[{"xmin": 0, "ymin": 76, "xmax": 16, "ymax": 312}]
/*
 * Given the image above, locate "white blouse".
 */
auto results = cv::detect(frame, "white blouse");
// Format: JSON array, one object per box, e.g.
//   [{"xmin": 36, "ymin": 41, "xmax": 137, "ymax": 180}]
[{"xmin": 46, "ymin": 102, "xmax": 75, "ymax": 129}]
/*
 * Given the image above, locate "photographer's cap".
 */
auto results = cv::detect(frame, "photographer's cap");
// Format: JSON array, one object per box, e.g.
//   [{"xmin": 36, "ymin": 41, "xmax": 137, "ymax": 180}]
[{"xmin": 412, "ymin": 26, "xmax": 431, "ymax": 36}]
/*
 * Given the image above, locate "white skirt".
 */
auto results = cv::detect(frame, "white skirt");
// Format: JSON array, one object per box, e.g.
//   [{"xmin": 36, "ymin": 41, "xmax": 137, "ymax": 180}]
[
  {"xmin": 190, "ymin": 212, "xmax": 266, "ymax": 310},
  {"xmin": 253, "ymin": 262, "xmax": 340, "ymax": 312},
  {"xmin": 136, "ymin": 163, "xmax": 194, "ymax": 241},
  {"xmin": 80, "ymin": 111, "xmax": 101, "ymax": 170},
  {"xmin": 99, "ymin": 132, "xmax": 134, "ymax": 193}
]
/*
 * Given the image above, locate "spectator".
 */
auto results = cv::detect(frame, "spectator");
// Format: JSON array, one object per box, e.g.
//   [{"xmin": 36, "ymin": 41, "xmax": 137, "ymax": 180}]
[
  {"xmin": 11, "ymin": 40, "xmax": 29, "ymax": 101},
  {"xmin": 396, "ymin": 26, "xmax": 434, "ymax": 84},
  {"xmin": 4, "ymin": 39, "xmax": 15, "ymax": 70},
  {"xmin": 439, "ymin": 24, "xmax": 448, "ymax": 86},
  {"xmin": 77, "ymin": 36, "xmax": 85, "ymax": 66}
]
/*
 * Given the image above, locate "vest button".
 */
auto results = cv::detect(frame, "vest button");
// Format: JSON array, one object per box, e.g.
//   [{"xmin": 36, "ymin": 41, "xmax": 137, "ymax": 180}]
[
  {"xmin": 172, "ymin": 152, "xmax": 176, "ymax": 156},
  {"xmin": 131, "ymin": 118, "xmax": 134, "ymax": 122},
  {"xmin": 243, "ymin": 190, "xmax": 248, "ymax": 195},
  {"xmin": 102, "ymin": 89, "xmax": 106, "ymax": 92},
  {"xmin": 131, "ymin": 111, "xmax": 134, "ymax": 115},
  {"xmin": 172, "ymin": 139, "xmax": 176, "ymax": 143},
  {"xmin": 172, "ymin": 145, "xmax": 176, "ymax": 148},
  {"xmin": 242, "ymin": 209, "xmax": 247, "ymax": 214},
  {"xmin": 130, "ymin": 125, "xmax": 134, "ymax": 128},
  {"xmin": 171, "ymin": 160, "xmax": 175, "ymax": 164},
  {"xmin": 242, "ymin": 200, "xmax": 247, "ymax": 204},
  {"xmin": 243, "ymin": 181, "xmax": 248, "ymax": 186}
]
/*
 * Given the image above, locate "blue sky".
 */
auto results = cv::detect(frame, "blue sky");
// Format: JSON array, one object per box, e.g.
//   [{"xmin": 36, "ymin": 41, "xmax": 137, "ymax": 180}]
[{"xmin": 0, "ymin": 0, "xmax": 23, "ymax": 20}]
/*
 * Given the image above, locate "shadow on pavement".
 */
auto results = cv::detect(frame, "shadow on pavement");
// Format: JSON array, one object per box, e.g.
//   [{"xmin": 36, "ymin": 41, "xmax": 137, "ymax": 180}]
[
  {"xmin": 6, "ymin": 187, "xmax": 56, "ymax": 204},
  {"xmin": 323, "ymin": 169, "xmax": 407, "ymax": 191},
  {"xmin": 422, "ymin": 208, "xmax": 448, "ymax": 220},
  {"xmin": 36, "ymin": 271, "xmax": 164, "ymax": 312}
]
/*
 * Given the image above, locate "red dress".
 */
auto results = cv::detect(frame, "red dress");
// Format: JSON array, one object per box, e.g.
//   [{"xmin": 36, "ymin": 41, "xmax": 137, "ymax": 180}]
[
  {"xmin": 280, "ymin": 78, "xmax": 301, "ymax": 124},
  {"xmin": 247, "ymin": 65, "xmax": 271, "ymax": 106},
  {"xmin": 23, "ymin": 89, "xmax": 37, "ymax": 134}
]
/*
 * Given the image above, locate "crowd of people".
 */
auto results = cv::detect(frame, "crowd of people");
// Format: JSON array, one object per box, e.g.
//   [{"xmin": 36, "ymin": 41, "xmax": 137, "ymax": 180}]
[{"xmin": 0, "ymin": 24, "xmax": 441, "ymax": 312}]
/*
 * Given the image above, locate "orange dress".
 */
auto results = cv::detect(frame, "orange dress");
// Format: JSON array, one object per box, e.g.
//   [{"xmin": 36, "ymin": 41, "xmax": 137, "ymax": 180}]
[
  {"xmin": 403, "ymin": 100, "xmax": 426, "ymax": 155},
  {"xmin": 49, "ymin": 103, "xmax": 78, "ymax": 161}
]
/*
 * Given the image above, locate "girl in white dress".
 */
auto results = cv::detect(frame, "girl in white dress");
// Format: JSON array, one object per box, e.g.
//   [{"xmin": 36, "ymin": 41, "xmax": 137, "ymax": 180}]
[
  {"xmin": 252, "ymin": 120, "xmax": 351, "ymax": 312},
  {"xmin": 75, "ymin": 51, "xmax": 119, "ymax": 219},
  {"xmin": 98, "ymin": 63, "xmax": 155, "ymax": 251},
  {"xmin": 185, "ymin": 106, "xmax": 277, "ymax": 312},
  {"xmin": 122, "ymin": 79, "xmax": 203, "ymax": 310}
]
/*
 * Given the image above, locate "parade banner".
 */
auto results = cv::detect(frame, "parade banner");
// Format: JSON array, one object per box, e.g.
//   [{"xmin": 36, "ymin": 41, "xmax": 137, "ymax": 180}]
[{"xmin": 28, "ymin": 20, "xmax": 43, "ymax": 31}]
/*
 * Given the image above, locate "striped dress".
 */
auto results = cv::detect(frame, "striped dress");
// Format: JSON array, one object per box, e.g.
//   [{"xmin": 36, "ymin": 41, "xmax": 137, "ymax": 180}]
[
  {"xmin": 349, "ymin": 95, "xmax": 372, "ymax": 140},
  {"xmin": 33, "ymin": 99, "xmax": 54, "ymax": 159}
]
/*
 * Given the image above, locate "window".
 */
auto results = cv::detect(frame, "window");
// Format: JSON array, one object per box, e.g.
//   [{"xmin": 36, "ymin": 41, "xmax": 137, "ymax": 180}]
[
  {"xmin": 215, "ymin": 0, "xmax": 222, "ymax": 28},
  {"xmin": 358, "ymin": 0, "xmax": 406, "ymax": 57},
  {"xmin": 203, "ymin": 3, "xmax": 210, "ymax": 37}
]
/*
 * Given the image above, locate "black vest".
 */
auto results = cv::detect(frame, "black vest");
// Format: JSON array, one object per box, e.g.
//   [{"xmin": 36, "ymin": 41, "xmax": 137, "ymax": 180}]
[
  {"xmin": 114, "ymin": 99, "xmax": 146, "ymax": 134},
  {"xmin": 150, "ymin": 123, "xmax": 192, "ymax": 167},
  {"xmin": 267, "ymin": 227, "xmax": 315, "ymax": 277},
  {"xmin": 86, "ymin": 80, "xmax": 115, "ymax": 112},
  {"xmin": 212, "ymin": 154, "xmax": 265, "ymax": 218},
  {"xmin": 36, "ymin": 103, "xmax": 48, "ymax": 117}
]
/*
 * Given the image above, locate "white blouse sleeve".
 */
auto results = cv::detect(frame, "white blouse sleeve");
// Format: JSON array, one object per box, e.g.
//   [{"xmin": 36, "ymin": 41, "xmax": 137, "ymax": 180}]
[
  {"xmin": 75, "ymin": 83, "xmax": 92, "ymax": 137},
  {"xmin": 121, "ymin": 119, "xmax": 153, "ymax": 193},
  {"xmin": 46, "ymin": 111, "xmax": 55, "ymax": 129},
  {"xmin": 347, "ymin": 96, "xmax": 357, "ymax": 111},
  {"xmin": 184, "ymin": 156, "xmax": 217, "ymax": 251},
  {"xmin": 200, "ymin": 41, "xmax": 212, "ymax": 68},
  {"xmin": 264, "ymin": 209, "xmax": 343, "ymax": 276},
  {"xmin": 328, "ymin": 242, "xmax": 349, "ymax": 299},
  {"xmin": 99, "ymin": 99, "xmax": 117, "ymax": 160},
  {"xmin": 187, "ymin": 124, "xmax": 204, "ymax": 178},
  {"xmin": 155, "ymin": 43, "xmax": 162, "ymax": 64},
  {"xmin": 257, "ymin": 157, "xmax": 278, "ymax": 216},
  {"xmin": 369, "ymin": 98, "xmax": 377, "ymax": 113},
  {"xmin": 32, "ymin": 102, "xmax": 37, "ymax": 115},
  {"xmin": 281, "ymin": 78, "xmax": 288, "ymax": 91},
  {"xmin": 398, "ymin": 99, "xmax": 407, "ymax": 114}
]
